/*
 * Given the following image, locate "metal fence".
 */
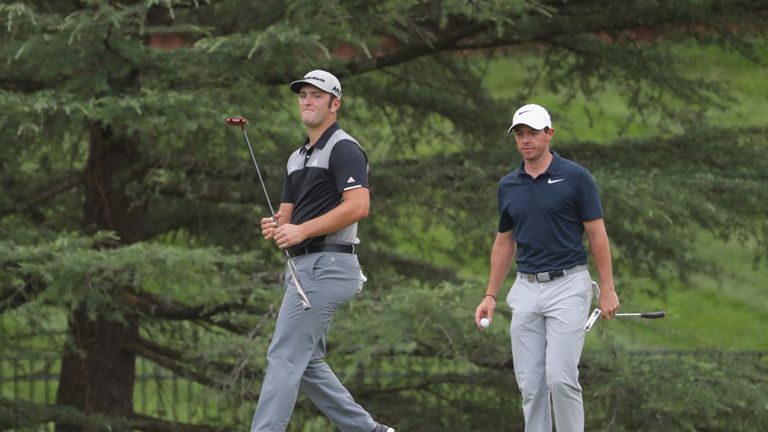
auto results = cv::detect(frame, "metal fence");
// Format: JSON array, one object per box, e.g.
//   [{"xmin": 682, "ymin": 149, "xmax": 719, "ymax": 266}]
[
  {"xmin": 3, "ymin": 347, "xmax": 766, "ymax": 419},
  {"xmin": 0, "ymin": 352, "xmax": 246, "ymax": 424}
]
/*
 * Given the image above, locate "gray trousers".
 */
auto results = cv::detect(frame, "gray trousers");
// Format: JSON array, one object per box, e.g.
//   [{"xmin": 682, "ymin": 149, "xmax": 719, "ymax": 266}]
[
  {"xmin": 250, "ymin": 252, "xmax": 375, "ymax": 432},
  {"xmin": 506, "ymin": 269, "xmax": 593, "ymax": 432}
]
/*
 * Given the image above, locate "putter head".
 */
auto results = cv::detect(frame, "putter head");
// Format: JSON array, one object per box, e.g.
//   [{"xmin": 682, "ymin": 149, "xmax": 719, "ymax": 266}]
[
  {"xmin": 583, "ymin": 308, "xmax": 602, "ymax": 332},
  {"xmin": 226, "ymin": 117, "xmax": 247, "ymax": 126}
]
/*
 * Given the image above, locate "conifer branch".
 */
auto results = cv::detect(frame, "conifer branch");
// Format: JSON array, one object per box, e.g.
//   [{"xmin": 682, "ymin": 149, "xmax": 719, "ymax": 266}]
[
  {"xmin": 125, "ymin": 336, "xmax": 262, "ymax": 400},
  {"xmin": 117, "ymin": 289, "xmax": 268, "ymax": 334},
  {"xmin": 0, "ymin": 173, "xmax": 84, "ymax": 218},
  {"xmin": 0, "ymin": 274, "xmax": 46, "ymax": 313}
]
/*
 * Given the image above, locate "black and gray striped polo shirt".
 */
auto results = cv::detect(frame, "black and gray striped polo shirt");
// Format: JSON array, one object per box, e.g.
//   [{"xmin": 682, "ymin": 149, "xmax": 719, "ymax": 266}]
[{"xmin": 281, "ymin": 122, "xmax": 368, "ymax": 253}]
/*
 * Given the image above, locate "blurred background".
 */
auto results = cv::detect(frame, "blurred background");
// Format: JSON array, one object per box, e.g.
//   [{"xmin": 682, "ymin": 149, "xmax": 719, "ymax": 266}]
[{"xmin": 1, "ymin": 1, "xmax": 766, "ymax": 431}]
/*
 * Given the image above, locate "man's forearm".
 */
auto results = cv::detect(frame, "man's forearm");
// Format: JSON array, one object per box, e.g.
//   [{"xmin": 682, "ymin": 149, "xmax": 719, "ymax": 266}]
[
  {"xmin": 485, "ymin": 236, "xmax": 515, "ymax": 297},
  {"xmin": 299, "ymin": 198, "xmax": 367, "ymax": 239},
  {"xmin": 591, "ymin": 237, "xmax": 615, "ymax": 291},
  {"xmin": 585, "ymin": 219, "xmax": 615, "ymax": 291},
  {"xmin": 298, "ymin": 187, "xmax": 369, "ymax": 239}
]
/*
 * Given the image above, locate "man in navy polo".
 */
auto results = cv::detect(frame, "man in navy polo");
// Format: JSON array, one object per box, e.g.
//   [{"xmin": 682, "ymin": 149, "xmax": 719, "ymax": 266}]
[
  {"xmin": 474, "ymin": 104, "xmax": 620, "ymax": 431},
  {"xmin": 251, "ymin": 70, "xmax": 395, "ymax": 432}
]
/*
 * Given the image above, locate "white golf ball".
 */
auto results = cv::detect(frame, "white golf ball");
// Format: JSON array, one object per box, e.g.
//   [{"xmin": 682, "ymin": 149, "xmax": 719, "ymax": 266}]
[{"xmin": 480, "ymin": 317, "xmax": 491, "ymax": 328}]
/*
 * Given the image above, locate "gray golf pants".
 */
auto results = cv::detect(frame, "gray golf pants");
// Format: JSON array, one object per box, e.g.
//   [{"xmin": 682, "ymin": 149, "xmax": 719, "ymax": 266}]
[
  {"xmin": 506, "ymin": 269, "xmax": 593, "ymax": 432},
  {"xmin": 250, "ymin": 252, "xmax": 375, "ymax": 432}
]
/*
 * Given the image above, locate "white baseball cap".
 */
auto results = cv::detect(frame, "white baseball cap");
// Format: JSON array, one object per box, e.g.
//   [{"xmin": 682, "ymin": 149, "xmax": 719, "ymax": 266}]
[
  {"xmin": 289, "ymin": 69, "xmax": 342, "ymax": 99},
  {"xmin": 507, "ymin": 103, "xmax": 551, "ymax": 133}
]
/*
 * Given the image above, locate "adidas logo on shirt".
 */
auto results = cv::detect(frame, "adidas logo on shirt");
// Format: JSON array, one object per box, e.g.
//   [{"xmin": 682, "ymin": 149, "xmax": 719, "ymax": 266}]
[{"xmin": 347, "ymin": 177, "xmax": 356, "ymax": 183}]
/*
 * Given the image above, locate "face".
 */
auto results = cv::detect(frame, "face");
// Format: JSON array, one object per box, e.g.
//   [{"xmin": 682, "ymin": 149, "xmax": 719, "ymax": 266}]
[
  {"xmin": 511, "ymin": 125, "xmax": 554, "ymax": 162},
  {"xmin": 298, "ymin": 84, "xmax": 339, "ymax": 128}
]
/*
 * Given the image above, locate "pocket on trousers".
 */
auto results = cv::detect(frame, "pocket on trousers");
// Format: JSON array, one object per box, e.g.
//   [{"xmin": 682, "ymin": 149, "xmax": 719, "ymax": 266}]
[
  {"xmin": 506, "ymin": 279, "xmax": 521, "ymax": 309},
  {"xmin": 312, "ymin": 254, "xmax": 360, "ymax": 283}
]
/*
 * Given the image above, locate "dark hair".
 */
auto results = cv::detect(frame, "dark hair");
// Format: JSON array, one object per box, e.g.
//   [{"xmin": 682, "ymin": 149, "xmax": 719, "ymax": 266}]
[{"xmin": 327, "ymin": 94, "xmax": 338, "ymax": 109}]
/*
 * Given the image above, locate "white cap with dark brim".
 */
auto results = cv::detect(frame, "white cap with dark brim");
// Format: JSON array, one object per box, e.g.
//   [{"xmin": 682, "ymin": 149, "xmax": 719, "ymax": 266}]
[
  {"xmin": 507, "ymin": 103, "xmax": 551, "ymax": 133},
  {"xmin": 289, "ymin": 69, "xmax": 342, "ymax": 99}
]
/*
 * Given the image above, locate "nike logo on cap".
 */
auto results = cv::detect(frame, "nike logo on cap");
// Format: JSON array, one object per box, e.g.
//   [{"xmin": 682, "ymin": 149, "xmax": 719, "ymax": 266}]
[{"xmin": 548, "ymin": 178, "xmax": 565, "ymax": 184}]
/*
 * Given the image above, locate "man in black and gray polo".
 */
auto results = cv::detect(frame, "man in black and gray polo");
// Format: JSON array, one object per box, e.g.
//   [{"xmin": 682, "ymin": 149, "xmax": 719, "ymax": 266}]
[{"xmin": 250, "ymin": 69, "xmax": 395, "ymax": 432}]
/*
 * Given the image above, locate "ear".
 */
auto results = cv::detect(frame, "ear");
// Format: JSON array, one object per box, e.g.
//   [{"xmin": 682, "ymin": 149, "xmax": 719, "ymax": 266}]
[{"xmin": 330, "ymin": 98, "xmax": 341, "ymax": 113}]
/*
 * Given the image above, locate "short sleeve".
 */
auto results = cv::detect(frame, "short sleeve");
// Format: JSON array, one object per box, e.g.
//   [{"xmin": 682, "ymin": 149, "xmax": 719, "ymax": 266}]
[
  {"xmin": 577, "ymin": 170, "xmax": 604, "ymax": 221},
  {"xmin": 330, "ymin": 140, "xmax": 369, "ymax": 192},
  {"xmin": 497, "ymin": 183, "xmax": 514, "ymax": 233},
  {"xmin": 281, "ymin": 166, "xmax": 295, "ymax": 203}
]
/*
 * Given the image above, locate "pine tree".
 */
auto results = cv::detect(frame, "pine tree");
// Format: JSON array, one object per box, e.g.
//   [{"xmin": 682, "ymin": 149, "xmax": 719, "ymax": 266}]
[{"xmin": 1, "ymin": 1, "xmax": 766, "ymax": 430}]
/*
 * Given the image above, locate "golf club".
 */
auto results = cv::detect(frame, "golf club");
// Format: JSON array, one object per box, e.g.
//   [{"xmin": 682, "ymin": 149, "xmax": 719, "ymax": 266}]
[
  {"xmin": 584, "ymin": 281, "xmax": 665, "ymax": 332},
  {"xmin": 616, "ymin": 311, "xmax": 666, "ymax": 318},
  {"xmin": 226, "ymin": 117, "xmax": 311, "ymax": 310}
]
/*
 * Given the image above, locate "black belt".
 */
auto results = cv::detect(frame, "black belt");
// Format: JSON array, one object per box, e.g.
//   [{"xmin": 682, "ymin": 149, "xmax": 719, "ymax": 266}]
[
  {"xmin": 290, "ymin": 243, "xmax": 356, "ymax": 258},
  {"xmin": 518, "ymin": 264, "xmax": 587, "ymax": 283}
]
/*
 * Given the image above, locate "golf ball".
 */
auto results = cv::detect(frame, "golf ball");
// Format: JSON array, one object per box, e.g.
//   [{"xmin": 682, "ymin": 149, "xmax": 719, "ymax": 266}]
[{"xmin": 480, "ymin": 317, "xmax": 491, "ymax": 328}]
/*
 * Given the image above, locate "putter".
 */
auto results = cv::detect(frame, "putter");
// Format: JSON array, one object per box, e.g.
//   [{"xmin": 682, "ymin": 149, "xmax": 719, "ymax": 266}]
[
  {"xmin": 226, "ymin": 117, "xmax": 311, "ymax": 310},
  {"xmin": 584, "ymin": 281, "xmax": 665, "ymax": 332}
]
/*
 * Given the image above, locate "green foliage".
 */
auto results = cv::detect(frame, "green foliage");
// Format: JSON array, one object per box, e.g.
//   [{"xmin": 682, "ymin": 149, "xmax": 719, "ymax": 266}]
[
  {"xmin": 316, "ymin": 281, "xmax": 768, "ymax": 431},
  {"xmin": 584, "ymin": 351, "xmax": 768, "ymax": 432},
  {"xmin": 0, "ymin": 396, "xmax": 126, "ymax": 431},
  {"xmin": 1, "ymin": 0, "xmax": 767, "ymax": 430},
  {"xmin": 0, "ymin": 232, "xmax": 256, "ymax": 311}
]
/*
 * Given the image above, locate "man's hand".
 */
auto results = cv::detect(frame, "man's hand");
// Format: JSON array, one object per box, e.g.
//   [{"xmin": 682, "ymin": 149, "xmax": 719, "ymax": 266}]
[
  {"xmin": 475, "ymin": 296, "xmax": 497, "ymax": 330},
  {"xmin": 273, "ymin": 223, "xmax": 307, "ymax": 249},
  {"xmin": 598, "ymin": 283, "xmax": 620, "ymax": 320},
  {"xmin": 260, "ymin": 212, "xmax": 283, "ymax": 241}
]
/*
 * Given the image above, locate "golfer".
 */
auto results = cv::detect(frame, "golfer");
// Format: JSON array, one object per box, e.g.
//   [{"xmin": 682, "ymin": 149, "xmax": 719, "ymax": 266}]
[
  {"xmin": 250, "ymin": 70, "xmax": 394, "ymax": 432},
  {"xmin": 474, "ymin": 103, "xmax": 620, "ymax": 431}
]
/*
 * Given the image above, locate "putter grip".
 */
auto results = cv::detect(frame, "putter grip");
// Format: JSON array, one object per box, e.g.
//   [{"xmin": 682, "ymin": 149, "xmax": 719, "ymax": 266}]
[{"xmin": 641, "ymin": 311, "xmax": 665, "ymax": 319}]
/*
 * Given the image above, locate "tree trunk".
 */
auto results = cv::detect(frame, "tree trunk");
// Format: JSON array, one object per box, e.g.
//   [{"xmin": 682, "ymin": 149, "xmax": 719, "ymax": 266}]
[
  {"xmin": 54, "ymin": 5, "xmax": 184, "ymax": 430},
  {"xmin": 55, "ymin": 124, "xmax": 147, "ymax": 431},
  {"xmin": 56, "ymin": 309, "xmax": 139, "ymax": 432}
]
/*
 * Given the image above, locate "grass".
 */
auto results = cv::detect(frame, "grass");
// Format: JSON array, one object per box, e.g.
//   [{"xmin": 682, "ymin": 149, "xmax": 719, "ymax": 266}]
[
  {"xmin": 482, "ymin": 41, "xmax": 768, "ymax": 144},
  {"xmin": 583, "ymin": 239, "xmax": 768, "ymax": 352}
]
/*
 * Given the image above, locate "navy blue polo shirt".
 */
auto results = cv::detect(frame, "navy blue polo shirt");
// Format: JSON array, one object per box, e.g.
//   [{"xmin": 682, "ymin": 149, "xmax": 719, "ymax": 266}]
[
  {"xmin": 282, "ymin": 123, "xmax": 368, "ymax": 253},
  {"xmin": 497, "ymin": 151, "xmax": 603, "ymax": 273}
]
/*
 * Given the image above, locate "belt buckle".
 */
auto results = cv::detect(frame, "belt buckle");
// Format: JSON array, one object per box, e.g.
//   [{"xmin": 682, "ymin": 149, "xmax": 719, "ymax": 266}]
[{"xmin": 526, "ymin": 273, "xmax": 535, "ymax": 282}]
